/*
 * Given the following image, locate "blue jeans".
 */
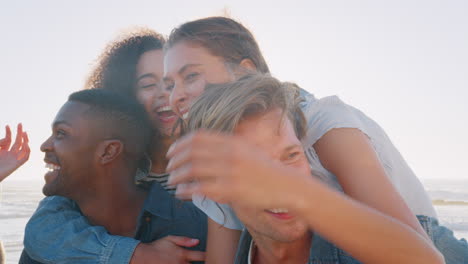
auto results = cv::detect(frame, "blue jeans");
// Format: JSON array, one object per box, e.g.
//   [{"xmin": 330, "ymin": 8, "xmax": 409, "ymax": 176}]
[{"xmin": 418, "ymin": 215, "xmax": 468, "ymax": 264}]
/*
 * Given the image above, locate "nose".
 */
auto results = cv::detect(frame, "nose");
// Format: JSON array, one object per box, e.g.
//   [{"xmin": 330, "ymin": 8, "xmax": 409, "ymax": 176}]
[
  {"xmin": 40, "ymin": 136, "xmax": 53, "ymax": 153},
  {"xmin": 157, "ymin": 83, "xmax": 171, "ymax": 101},
  {"xmin": 169, "ymin": 83, "xmax": 188, "ymax": 116}
]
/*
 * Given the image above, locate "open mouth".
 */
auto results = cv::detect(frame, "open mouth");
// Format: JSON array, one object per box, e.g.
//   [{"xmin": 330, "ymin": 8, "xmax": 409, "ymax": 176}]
[
  {"xmin": 265, "ymin": 208, "xmax": 294, "ymax": 220},
  {"xmin": 177, "ymin": 107, "xmax": 189, "ymax": 120},
  {"xmin": 44, "ymin": 161, "xmax": 61, "ymax": 183},
  {"xmin": 156, "ymin": 105, "xmax": 178, "ymax": 123},
  {"xmin": 45, "ymin": 163, "xmax": 61, "ymax": 171}
]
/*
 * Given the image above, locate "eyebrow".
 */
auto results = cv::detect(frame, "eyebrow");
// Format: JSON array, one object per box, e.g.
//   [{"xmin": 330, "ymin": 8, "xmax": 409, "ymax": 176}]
[
  {"xmin": 52, "ymin": 120, "xmax": 71, "ymax": 128},
  {"xmin": 284, "ymin": 144, "xmax": 302, "ymax": 153},
  {"xmin": 163, "ymin": 64, "xmax": 201, "ymax": 83},
  {"xmin": 178, "ymin": 63, "xmax": 201, "ymax": 75},
  {"xmin": 135, "ymin": 73, "xmax": 156, "ymax": 83}
]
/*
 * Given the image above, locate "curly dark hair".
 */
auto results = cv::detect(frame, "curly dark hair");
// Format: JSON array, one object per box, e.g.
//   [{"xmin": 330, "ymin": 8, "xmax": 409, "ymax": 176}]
[{"xmin": 85, "ymin": 27, "xmax": 165, "ymax": 99}]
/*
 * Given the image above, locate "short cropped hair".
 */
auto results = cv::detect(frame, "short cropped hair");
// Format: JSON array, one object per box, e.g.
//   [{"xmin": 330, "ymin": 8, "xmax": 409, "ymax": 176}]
[
  {"xmin": 68, "ymin": 89, "xmax": 153, "ymax": 161},
  {"xmin": 186, "ymin": 74, "xmax": 306, "ymax": 139}
]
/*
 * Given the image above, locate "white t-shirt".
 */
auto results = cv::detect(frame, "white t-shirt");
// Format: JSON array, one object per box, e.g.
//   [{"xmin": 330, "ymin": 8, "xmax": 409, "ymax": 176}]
[{"xmin": 193, "ymin": 91, "xmax": 437, "ymax": 230}]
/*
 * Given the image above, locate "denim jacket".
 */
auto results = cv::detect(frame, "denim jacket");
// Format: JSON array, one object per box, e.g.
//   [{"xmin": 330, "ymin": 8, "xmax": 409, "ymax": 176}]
[
  {"xmin": 22, "ymin": 182, "xmax": 207, "ymax": 264},
  {"xmin": 235, "ymin": 229, "xmax": 362, "ymax": 264}
]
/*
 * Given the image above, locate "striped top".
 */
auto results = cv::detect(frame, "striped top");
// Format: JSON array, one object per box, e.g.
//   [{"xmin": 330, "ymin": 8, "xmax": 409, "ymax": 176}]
[{"xmin": 138, "ymin": 172, "xmax": 176, "ymax": 195}]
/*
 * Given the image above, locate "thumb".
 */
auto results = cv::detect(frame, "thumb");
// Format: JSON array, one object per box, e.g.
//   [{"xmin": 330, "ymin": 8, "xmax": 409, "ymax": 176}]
[{"xmin": 164, "ymin": 235, "xmax": 200, "ymax": 247}]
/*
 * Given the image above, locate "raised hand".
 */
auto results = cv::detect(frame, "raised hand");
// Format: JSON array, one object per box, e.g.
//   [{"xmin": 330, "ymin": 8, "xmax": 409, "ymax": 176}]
[
  {"xmin": 166, "ymin": 131, "xmax": 301, "ymax": 210},
  {"xmin": 0, "ymin": 123, "xmax": 30, "ymax": 182},
  {"xmin": 130, "ymin": 235, "xmax": 205, "ymax": 264}
]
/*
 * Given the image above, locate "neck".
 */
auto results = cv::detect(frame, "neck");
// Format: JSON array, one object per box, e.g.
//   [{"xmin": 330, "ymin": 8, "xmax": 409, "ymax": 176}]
[
  {"xmin": 151, "ymin": 135, "xmax": 173, "ymax": 174},
  {"xmin": 75, "ymin": 168, "xmax": 148, "ymax": 237},
  {"xmin": 252, "ymin": 232, "xmax": 312, "ymax": 264}
]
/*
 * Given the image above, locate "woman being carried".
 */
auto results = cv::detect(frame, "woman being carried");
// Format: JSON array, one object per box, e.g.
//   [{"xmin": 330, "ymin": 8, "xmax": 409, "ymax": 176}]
[{"xmin": 162, "ymin": 16, "xmax": 466, "ymax": 264}]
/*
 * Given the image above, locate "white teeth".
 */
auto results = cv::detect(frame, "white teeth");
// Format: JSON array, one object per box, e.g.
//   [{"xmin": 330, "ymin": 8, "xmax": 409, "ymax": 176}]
[
  {"xmin": 268, "ymin": 208, "xmax": 289, "ymax": 214},
  {"xmin": 182, "ymin": 112, "xmax": 189, "ymax": 120},
  {"xmin": 157, "ymin": 106, "xmax": 172, "ymax": 113},
  {"xmin": 45, "ymin": 163, "xmax": 61, "ymax": 171}
]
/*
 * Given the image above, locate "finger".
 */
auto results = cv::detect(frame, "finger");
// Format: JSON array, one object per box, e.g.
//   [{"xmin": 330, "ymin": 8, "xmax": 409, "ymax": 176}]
[
  {"xmin": 182, "ymin": 249, "xmax": 206, "ymax": 262},
  {"xmin": 17, "ymin": 133, "xmax": 31, "ymax": 164},
  {"xmin": 168, "ymin": 160, "xmax": 223, "ymax": 186},
  {"xmin": 174, "ymin": 182, "xmax": 199, "ymax": 200},
  {"xmin": 0, "ymin": 125, "xmax": 12, "ymax": 149},
  {"xmin": 164, "ymin": 235, "xmax": 200, "ymax": 247},
  {"xmin": 166, "ymin": 131, "xmax": 228, "ymax": 158},
  {"xmin": 10, "ymin": 124, "xmax": 23, "ymax": 153},
  {"xmin": 17, "ymin": 123, "xmax": 23, "ymax": 136},
  {"xmin": 23, "ymin": 131, "xmax": 29, "ymax": 144},
  {"xmin": 166, "ymin": 143, "xmax": 222, "ymax": 172},
  {"xmin": 166, "ymin": 133, "xmax": 198, "ymax": 158},
  {"xmin": 175, "ymin": 181, "xmax": 230, "ymax": 204},
  {"xmin": 169, "ymin": 157, "xmax": 232, "ymax": 186}
]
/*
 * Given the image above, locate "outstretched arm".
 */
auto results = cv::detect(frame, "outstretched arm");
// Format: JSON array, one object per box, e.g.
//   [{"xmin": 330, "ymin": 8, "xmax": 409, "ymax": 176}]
[
  {"xmin": 167, "ymin": 131, "xmax": 444, "ymax": 264},
  {"xmin": 313, "ymin": 128, "xmax": 430, "ymax": 240},
  {"xmin": 0, "ymin": 124, "xmax": 30, "ymax": 182}
]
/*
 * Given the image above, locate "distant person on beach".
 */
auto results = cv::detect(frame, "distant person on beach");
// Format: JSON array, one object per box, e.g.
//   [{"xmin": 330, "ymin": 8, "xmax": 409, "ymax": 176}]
[
  {"xmin": 0, "ymin": 124, "xmax": 30, "ymax": 182},
  {"xmin": 21, "ymin": 29, "xmax": 207, "ymax": 264},
  {"xmin": 20, "ymin": 89, "xmax": 206, "ymax": 264},
  {"xmin": 162, "ymin": 16, "xmax": 467, "ymax": 263},
  {"xmin": 167, "ymin": 74, "xmax": 444, "ymax": 263}
]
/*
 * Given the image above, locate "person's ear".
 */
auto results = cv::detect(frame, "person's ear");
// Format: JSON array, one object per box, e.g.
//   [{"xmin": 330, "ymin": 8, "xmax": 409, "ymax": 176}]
[
  {"xmin": 239, "ymin": 58, "xmax": 256, "ymax": 71},
  {"xmin": 96, "ymin": 139, "xmax": 123, "ymax": 165}
]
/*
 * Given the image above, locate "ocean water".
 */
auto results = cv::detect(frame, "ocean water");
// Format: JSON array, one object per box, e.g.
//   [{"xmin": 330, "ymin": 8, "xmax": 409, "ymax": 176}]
[
  {"xmin": 0, "ymin": 179, "xmax": 467, "ymax": 264},
  {"xmin": 0, "ymin": 180, "xmax": 43, "ymax": 264}
]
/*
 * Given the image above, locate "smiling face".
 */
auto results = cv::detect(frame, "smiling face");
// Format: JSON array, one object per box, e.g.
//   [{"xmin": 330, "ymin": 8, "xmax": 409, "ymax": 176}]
[
  {"xmin": 164, "ymin": 42, "xmax": 237, "ymax": 120},
  {"xmin": 231, "ymin": 108, "xmax": 311, "ymax": 243},
  {"xmin": 41, "ymin": 101, "xmax": 99, "ymax": 198},
  {"xmin": 135, "ymin": 49, "xmax": 177, "ymax": 136}
]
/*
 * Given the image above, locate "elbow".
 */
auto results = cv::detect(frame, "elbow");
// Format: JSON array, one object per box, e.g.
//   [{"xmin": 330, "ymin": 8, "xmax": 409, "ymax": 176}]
[
  {"xmin": 417, "ymin": 247, "xmax": 445, "ymax": 264},
  {"xmin": 431, "ymin": 250, "xmax": 446, "ymax": 264},
  {"xmin": 400, "ymin": 244, "xmax": 445, "ymax": 264}
]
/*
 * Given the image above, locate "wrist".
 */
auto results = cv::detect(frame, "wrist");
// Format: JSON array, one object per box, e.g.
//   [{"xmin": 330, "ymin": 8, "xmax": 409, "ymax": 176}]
[{"xmin": 288, "ymin": 175, "xmax": 321, "ymax": 216}]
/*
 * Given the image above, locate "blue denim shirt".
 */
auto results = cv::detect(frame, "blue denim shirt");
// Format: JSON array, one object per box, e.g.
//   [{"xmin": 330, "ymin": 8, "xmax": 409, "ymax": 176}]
[
  {"xmin": 235, "ymin": 229, "xmax": 362, "ymax": 264},
  {"xmin": 22, "ymin": 182, "xmax": 207, "ymax": 264}
]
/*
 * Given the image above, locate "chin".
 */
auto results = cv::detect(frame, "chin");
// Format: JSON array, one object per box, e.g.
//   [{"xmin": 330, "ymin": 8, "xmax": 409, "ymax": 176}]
[
  {"xmin": 42, "ymin": 181, "xmax": 64, "ymax": 197},
  {"xmin": 42, "ymin": 184, "xmax": 56, "ymax": 197},
  {"xmin": 276, "ymin": 230, "xmax": 309, "ymax": 243}
]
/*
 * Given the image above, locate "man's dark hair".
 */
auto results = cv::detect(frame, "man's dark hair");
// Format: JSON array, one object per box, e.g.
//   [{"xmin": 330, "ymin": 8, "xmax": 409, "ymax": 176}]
[{"xmin": 68, "ymin": 89, "xmax": 153, "ymax": 162}]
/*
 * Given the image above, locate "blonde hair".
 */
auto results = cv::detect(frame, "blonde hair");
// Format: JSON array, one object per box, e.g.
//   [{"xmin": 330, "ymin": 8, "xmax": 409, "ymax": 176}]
[{"xmin": 186, "ymin": 74, "xmax": 306, "ymax": 139}]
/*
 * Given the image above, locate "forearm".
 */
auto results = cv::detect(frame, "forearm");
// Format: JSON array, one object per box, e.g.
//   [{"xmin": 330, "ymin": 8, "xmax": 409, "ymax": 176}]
[
  {"xmin": 24, "ymin": 196, "xmax": 139, "ymax": 264},
  {"xmin": 205, "ymin": 218, "xmax": 241, "ymax": 264},
  {"xmin": 292, "ymin": 177, "xmax": 444, "ymax": 264}
]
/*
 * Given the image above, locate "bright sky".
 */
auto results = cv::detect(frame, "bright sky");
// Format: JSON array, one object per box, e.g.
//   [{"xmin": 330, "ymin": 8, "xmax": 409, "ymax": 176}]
[{"xmin": 1, "ymin": 0, "xmax": 467, "ymax": 183}]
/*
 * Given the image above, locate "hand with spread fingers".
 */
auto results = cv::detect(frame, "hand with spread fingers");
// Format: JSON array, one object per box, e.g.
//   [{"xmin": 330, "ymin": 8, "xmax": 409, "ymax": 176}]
[
  {"xmin": 166, "ymin": 131, "xmax": 304, "ymax": 211},
  {"xmin": 0, "ymin": 123, "xmax": 30, "ymax": 182}
]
